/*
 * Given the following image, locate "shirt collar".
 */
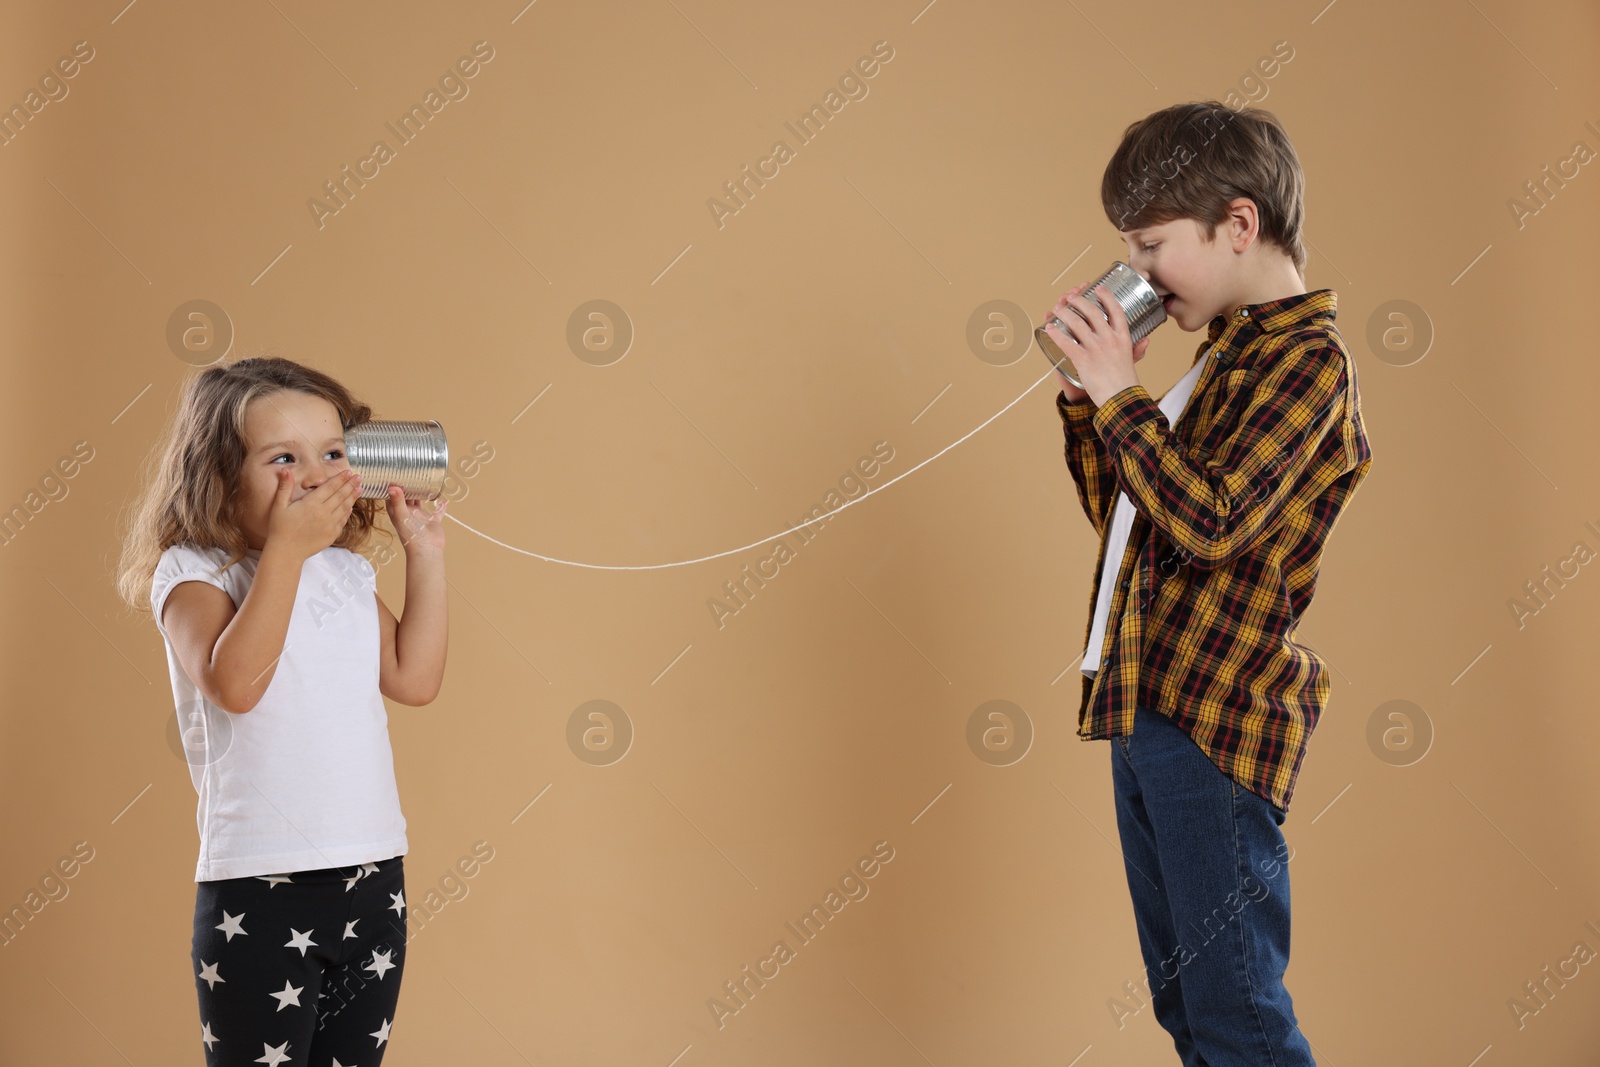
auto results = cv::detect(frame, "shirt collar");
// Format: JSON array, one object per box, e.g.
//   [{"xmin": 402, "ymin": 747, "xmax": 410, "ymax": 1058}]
[{"xmin": 1205, "ymin": 288, "xmax": 1337, "ymax": 347}]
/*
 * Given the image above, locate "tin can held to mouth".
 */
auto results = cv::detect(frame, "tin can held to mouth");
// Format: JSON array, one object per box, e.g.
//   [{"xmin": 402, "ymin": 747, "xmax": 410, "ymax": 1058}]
[
  {"xmin": 344, "ymin": 420, "xmax": 449, "ymax": 501},
  {"xmin": 1034, "ymin": 261, "xmax": 1167, "ymax": 388}
]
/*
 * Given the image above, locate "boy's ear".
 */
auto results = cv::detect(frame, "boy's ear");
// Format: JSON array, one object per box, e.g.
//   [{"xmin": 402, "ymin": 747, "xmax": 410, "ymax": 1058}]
[{"xmin": 1224, "ymin": 197, "xmax": 1260, "ymax": 251}]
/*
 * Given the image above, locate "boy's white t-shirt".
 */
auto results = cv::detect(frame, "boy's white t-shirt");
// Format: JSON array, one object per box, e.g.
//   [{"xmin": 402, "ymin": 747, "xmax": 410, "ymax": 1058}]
[
  {"xmin": 150, "ymin": 543, "xmax": 408, "ymax": 881},
  {"xmin": 1082, "ymin": 348, "xmax": 1214, "ymax": 678}
]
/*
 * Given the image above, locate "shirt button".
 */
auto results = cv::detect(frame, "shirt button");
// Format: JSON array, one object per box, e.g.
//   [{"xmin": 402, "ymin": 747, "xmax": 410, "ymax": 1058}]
[
  {"xmin": 1119, "ymin": 579, "xmax": 1130, "ymax": 590},
  {"xmin": 1236, "ymin": 307, "xmax": 1250, "ymax": 318}
]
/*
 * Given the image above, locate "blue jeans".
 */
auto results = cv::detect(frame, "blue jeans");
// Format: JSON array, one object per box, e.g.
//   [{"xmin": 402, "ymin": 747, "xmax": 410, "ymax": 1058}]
[{"xmin": 1111, "ymin": 704, "xmax": 1315, "ymax": 1066}]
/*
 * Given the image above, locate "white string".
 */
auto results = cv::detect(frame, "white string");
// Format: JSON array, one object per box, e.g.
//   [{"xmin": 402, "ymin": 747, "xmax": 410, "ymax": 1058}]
[{"xmin": 444, "ymin": 367, "xmax": 1060, "ymax": 571}]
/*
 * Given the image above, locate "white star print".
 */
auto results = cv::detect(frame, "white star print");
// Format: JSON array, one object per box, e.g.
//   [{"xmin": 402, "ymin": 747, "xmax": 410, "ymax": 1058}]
[
  {"xmin": 344, "ymin": 861, "xmax": 382, "ymax": 891},
  {"xmin": 215, "ymin": 910, "xmax": 248, "ymax": 941},
  {"xmin": 255, "ymin": 1040, "xmax": 292, "ymax": 1065},
  {"xmin": 256, "ymin": 873, "xmax": 293, "ymax": 888},
  {"xmin": 364, "ymin": 947, "xmax": 396, "ymax": 980},
  {"xmin": 284, "ymin": 928, "xmax": 318, "ymax": 956},
  {"xmin": 331, "ymin": 1060, "xmax": 351, "ymax": 1067},
  {"xmin": 388, "ymin": 889, "xmax": 406, "ymax": 918},
  {"xmin": 197, "ymin": 960, "xmax": 224, "ymax": 990},
  {"xmin": 343, "ymin": 919, "xmax": 359, "ymax": 940},
  {"xmin": 201, "ymin": 1021, "xmax": 218, "ymax": 1050},
  {"xmin": 268, "ymin": 979, "xmax": 304, "ymax": 1011},
  {"xmin": 371, "ymin": 1017, "xmax": 392, "ymax": 1046}
]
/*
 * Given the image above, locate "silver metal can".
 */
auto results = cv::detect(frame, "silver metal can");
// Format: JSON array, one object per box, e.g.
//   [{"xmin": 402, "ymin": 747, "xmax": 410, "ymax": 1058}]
[
  {"xmin": 345, "ymin": 420, "xmax": 449, "ymax": 501},
  {"xmin": 1035, "ymin": 261, "xmax": 1167, "ymax": 387}
]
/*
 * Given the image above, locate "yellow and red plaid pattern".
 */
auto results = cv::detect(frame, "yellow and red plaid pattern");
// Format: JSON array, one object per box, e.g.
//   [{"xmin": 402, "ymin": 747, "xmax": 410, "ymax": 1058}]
[{"xmin": 1058, "ymin": 288, "xmax": 1374, "ymax": 812}]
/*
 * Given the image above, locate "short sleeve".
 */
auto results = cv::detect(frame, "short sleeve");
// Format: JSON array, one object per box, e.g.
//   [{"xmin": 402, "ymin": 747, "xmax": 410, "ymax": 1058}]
[{"xmin": 150, "ymin": 544, "xmax": 241, "ymax": 639}]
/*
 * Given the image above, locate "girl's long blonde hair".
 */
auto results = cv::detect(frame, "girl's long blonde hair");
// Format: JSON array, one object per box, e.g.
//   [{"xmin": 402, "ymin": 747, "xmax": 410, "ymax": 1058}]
[{"xmin": 116, "ymin": 356, "xmax": 391, "ymax": 614}]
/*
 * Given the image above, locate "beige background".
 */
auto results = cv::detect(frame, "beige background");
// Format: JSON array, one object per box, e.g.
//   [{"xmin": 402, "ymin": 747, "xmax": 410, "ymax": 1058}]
[{"xmin": 3, "ymin": 0, "xmax": 1599, "ymax": 1063}]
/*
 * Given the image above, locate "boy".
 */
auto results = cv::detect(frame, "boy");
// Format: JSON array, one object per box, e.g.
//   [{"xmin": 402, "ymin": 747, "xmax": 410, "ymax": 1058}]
[{"xmin": 1043, "ymin": 101, "xmax": 1372, "ymax": 1065}]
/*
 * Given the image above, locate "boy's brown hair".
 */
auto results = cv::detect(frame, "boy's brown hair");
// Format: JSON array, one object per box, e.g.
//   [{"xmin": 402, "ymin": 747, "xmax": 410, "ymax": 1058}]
[{"xmin": 1100, "ymin": 100, "xmax": 1306, "ymax": 277}]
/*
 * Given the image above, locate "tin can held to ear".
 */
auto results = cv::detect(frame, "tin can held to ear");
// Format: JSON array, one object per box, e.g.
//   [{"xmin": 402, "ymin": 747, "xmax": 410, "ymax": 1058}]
[
  {"xmin": 344, "ymin": 420, "xmax": 449, "ymax": 501},
  {"xmin": 1034, "ymin": 261, "xmax": 1167, "ymax": 388}
]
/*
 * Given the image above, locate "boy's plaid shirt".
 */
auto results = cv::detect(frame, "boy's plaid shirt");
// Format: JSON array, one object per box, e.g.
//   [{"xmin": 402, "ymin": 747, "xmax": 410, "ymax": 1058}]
[{"xmin": 1057, "ymin": 288, "xmax": 1373, "ymax": 812}]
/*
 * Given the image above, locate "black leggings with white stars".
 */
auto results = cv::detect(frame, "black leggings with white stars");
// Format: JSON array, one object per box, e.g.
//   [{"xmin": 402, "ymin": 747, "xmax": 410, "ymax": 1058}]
[{"xmin": 190, "ymin": 856, "xmax": 407, "ymax": 1067}]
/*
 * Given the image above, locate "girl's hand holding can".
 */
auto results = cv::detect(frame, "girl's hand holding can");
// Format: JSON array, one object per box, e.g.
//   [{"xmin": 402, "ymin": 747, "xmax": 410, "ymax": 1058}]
[
  {"xmin": 383, "ymin": 484, "xmax": 448, "ymax": 557},
  {"xmin": 265, "ymin": 467, "xmax": 361, "ymax": 562}
]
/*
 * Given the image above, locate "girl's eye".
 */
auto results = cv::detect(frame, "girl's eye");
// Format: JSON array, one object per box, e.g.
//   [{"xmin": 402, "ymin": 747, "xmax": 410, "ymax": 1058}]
[{"xmin": 269, "ymin": 450, "xmax": 346, "ymax": 463}]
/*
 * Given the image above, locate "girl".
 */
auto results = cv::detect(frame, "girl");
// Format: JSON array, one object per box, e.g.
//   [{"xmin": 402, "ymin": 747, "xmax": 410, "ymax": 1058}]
[{"xmin": 116, "ymin": 357, "xmax": 448, "ymax": 1066}]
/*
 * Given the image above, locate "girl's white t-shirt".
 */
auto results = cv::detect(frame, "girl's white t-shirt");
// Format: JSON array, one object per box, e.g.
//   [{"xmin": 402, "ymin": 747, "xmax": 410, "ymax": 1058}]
[{"xmin": 150, "ymin": 543, "xmax": 408, "ymax": 881}]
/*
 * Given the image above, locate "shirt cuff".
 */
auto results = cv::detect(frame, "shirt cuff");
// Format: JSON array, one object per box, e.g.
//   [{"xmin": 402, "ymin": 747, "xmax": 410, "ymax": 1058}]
[
  {"xmin": 1091, "ymin": 384, "xmax": 1161, "ymax": 454},
  {"xmin": 1055, "ymin": 389, "xmax": 1100, "ymax": 439}
]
